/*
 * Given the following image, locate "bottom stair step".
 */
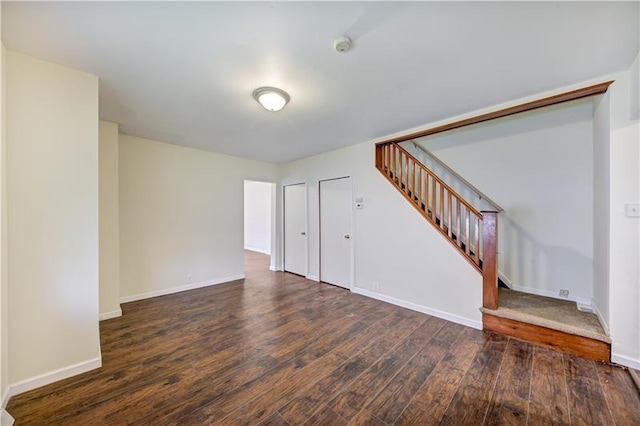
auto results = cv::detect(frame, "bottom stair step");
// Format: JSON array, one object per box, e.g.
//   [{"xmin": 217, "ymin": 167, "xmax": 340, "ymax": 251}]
[
  {"xmin": 482, "ymin": 314, "xmax": 610, "ymax": 362},
  {"xmin": 481, "ymin": 288, "xmax": 611, "ymax": 362}
]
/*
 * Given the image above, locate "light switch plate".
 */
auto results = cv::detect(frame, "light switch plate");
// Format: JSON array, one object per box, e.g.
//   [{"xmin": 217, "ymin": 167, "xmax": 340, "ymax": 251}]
[{"xmin": 625, "ymin": 203, "xmax": 640, "ymax": 217}]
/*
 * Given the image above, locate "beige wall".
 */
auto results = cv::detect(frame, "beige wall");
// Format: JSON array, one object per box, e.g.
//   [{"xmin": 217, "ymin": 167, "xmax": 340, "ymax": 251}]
[
  {"xmin": 99, "ymin": 121, "xmax": 121, "ymax": 318},
  {"xmin": 6, "ymin": 50, "xmax": 100, "ymax": 386},
  {"xmin": 119, "ymin": 135, "xmax": 277, "ymax": 301},
  {"xmin": 0, "ymin": 37, "xmax": 8, "ymax": 410}
]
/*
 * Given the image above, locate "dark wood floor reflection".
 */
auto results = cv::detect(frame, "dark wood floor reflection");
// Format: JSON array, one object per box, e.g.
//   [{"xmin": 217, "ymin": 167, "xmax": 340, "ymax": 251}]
[{"xmin": 7, "ymin": 251, "xmax": 640, "ymax": 425}]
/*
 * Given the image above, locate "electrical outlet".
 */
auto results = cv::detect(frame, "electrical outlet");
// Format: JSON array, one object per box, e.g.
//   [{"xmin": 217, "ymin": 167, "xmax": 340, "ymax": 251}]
[
  {"xmin": 187, "ymin": 275, "xmax": 193, "ymax": 283},
  {"xmin": 559, "ymin": 289, "xmax": 569, "ymax": 298},
  {"xmin": 626, "ymin": 203, "xmax": 640, "ymax": 217},
  {"xmin": 373, "ymin": 282, "xmax": 380, "ymax": 292}
]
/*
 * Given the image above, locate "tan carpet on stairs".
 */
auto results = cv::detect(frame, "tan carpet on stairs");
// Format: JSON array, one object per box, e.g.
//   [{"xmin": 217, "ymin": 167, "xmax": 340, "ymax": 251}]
[{"xmin": 480, "ymin": 288, "xmax": 611, "ymax": 343}]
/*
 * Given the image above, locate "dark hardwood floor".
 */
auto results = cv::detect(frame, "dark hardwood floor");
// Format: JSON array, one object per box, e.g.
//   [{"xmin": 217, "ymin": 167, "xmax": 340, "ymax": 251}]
[{"xmin": 7, "ymin": 251, "xmax": 640, "ymax": 425}]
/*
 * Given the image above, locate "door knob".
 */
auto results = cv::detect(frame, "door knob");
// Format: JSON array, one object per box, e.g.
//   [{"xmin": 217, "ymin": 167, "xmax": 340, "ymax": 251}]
[
  {"xmin": 301, "ymin": 231, "xmax": 306, "ymax": 236},
  {"xmin": 344, "ymin": 234, "xmax": 350, "ymax": 239}
]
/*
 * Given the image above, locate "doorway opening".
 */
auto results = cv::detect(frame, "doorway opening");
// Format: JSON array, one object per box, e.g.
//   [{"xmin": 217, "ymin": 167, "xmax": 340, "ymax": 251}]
[{"xmin": 243, "ymin": 180, "xmax": 276, "ymax": 273}]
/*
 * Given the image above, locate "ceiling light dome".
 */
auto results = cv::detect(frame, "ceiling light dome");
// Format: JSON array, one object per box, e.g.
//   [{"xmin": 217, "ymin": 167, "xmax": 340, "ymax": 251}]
[{"xmin": 253, "ymin": 86, "xmax": 290, "ymax": 112}]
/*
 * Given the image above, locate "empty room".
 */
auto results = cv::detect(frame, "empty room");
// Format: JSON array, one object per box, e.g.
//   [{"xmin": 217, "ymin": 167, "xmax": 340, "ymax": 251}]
[{"xmin": 0, "ymin": 1, "xmax": 639, "ymax": 425}]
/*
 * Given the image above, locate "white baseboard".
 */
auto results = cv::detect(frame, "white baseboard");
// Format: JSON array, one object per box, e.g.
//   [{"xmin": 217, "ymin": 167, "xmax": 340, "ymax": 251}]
[
  {"xmin": 590, "ymin": 300, "xmax": 610, "ymax": 335},
  {"xmin": 269, "ymin": 266, "xmax": 282, "ymax": 272},
  {"xmin": 244, "ymin": 247, "xmax": 271, "ymax": 255},
  {"xmin": 611, "ymin": 353, "xmax": 640, "ymax": 370},
  {"xmin": 119, "ymin": 275, "xmax": 245, "ymax": 304},
  {"xmin": 351, "ymin": 287, "xmax": 482, "ymax": 330},
  {"xmin": 497, "ymin": 271, "xmax": 513, "ymax": 289},
  {"xmin": 8, "ymin": 357, "xmax": 101, "ymax": 398},
  {"xmin": 510, "ymin": 284, "xmax": 592, "ymax": 307},
  {"xmin": 306, "ymin": 274, "xmax": 319, "ymax": 282},
  {"xmin": 1, "ymin": 388, "xmax": 9, "ymax": 409},
  {"xmin": 1, "ymin": 409, "xmax": 14, "ymax": 426},
  {"xmin": 99, "ymin": 308, "xmax": 122, "ymax": 321}
]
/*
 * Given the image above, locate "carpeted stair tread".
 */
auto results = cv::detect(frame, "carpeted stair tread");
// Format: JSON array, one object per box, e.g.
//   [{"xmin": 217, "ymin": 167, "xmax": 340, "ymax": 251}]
[{"xmin": 480, "ymin": 288, "xmax": 611, "ymax": 343}]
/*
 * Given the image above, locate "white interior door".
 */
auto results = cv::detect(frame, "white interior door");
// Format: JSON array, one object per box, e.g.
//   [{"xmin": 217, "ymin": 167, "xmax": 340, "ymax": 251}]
[
  {"xmin": 320, "ymin": 177, "xmax": 352, "ymax": 289},
  {"xmin": 284, "ymin": 183, "xmax": 307, "ymax": 276}
]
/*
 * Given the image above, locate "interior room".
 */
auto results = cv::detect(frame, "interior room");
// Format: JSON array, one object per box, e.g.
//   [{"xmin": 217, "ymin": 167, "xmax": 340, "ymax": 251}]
[{"xmin": 0, "ymin": 2, "xmax": 638, "ymax": 425}]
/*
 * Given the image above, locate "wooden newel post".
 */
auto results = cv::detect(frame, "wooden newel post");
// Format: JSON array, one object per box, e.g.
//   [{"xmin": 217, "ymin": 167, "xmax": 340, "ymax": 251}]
[{"xmin": 481, "ymin": 211, "xmax": 498, "ymax": 310}]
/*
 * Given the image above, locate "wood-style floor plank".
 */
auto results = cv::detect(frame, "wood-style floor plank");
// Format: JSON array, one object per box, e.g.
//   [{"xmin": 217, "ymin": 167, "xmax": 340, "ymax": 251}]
[
  {"xmin": 303, "ymin": 405, "xmax": 347, "ymax": 426},
  {"xmin": 6, "ymin": 251, "xmax": 639, "ymax": 426},
  {"xmin": 259, "ymin": 412, "xmax": 292, "ymax": 426},
  {"xmin": 395, "ymin": 402, "xmax": 440, "ymax": 426},
  {"xmin": 410, "ymin": 327, "xmax": 487, "ymax": 419},
  {"xmin": 596, "ymin": 362, "xmax": 640, "ymax": 424},
  {"xmin": 527, "ymin": 346, "xmax": 571, "ymax": 426},
  {"xmin": 327, "ymin": 316, "xmax": 447, "ymax": 421},
  {"xmin": 483, "ymin": 339, "xmax": 533, "ymax": 425},
  {"xmin": 277, "ymin": 313, "xmax": 427, "ymax": 425},
  {"xmin": 439, "ymin": 331, "xmax": 508, "ymax": 425},
  {"xmin": 347, "ymin": 409, "xmax": 386, "ymax": 426},
  {"xmin": 215, "ymin": 353, "xmax": 345, "ymax": 425},
  {"xmin": 564, "ymin": 354, "xmax": 615, "ymax": 425},
  {"xmin": 365, "ymin": 322, "xmax": 465, "ymax": 424}
]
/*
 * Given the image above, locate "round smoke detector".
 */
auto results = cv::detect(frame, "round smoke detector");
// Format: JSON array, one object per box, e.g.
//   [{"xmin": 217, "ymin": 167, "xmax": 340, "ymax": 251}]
[{"xmin": 334, "ymin": 36, "xmax": 352, "ymax": 53}]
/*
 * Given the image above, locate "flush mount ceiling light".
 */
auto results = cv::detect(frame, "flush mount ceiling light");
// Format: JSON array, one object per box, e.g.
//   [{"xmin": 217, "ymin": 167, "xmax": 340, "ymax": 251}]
[{"xmin": 252, "ymin": 86, "xmax": 290, "ymax": 112}]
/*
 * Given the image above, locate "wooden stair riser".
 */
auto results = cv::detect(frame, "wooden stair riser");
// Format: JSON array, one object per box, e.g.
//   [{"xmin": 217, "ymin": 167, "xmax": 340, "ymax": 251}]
[{"xmin": 483, "ymin": 313, "xmax": 610, "ymax": 362}]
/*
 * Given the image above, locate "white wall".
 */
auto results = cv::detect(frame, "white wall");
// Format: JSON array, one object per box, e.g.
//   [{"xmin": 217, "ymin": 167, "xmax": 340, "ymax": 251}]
[
  {"xmin": 99, "ymin": 121, "xmax": 121, "ymax": 319},
  {"xmin": 119, "ymin": 135, "xmax": 277, "ymax": 301},
  {"xmin": 608, "ymin": 51, "xmax": 640, "ymax": 368},
  {"xmin": 415, "ymin": 101, "xmax": 594, "ymax": 304},
  {"xmin": 281, "ymin": 141, "xmax": 483, "ymax": 328},
  {"xmin": 6, "ymin": 50, "xmax": 100, "ymax": 387},
  {"xmin": 592, "ymin": 93, "xmax": 611, "ymax": 331},
  {"xmin": 244, "ymin": 181, "xmax": 272, "ymax": 255},
  {"xmin": 0, "ymin": 37, "xmax": 9, "ymax": 419}
]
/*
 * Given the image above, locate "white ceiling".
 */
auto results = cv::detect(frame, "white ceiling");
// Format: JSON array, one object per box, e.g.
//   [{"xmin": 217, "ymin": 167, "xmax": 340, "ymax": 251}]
[{"xmin": 2, "ymin": 2, "xmax": 638, "ymax": 163}]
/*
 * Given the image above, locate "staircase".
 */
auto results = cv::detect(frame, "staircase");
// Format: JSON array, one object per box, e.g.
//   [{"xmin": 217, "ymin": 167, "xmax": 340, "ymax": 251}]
[
  {"xmin": 375, "ymin": 141, "xmax": 499, "ymax": 309},
  {"xmin": 375, "ymin": 140, "xmax": 611, "ymax": 362}
]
